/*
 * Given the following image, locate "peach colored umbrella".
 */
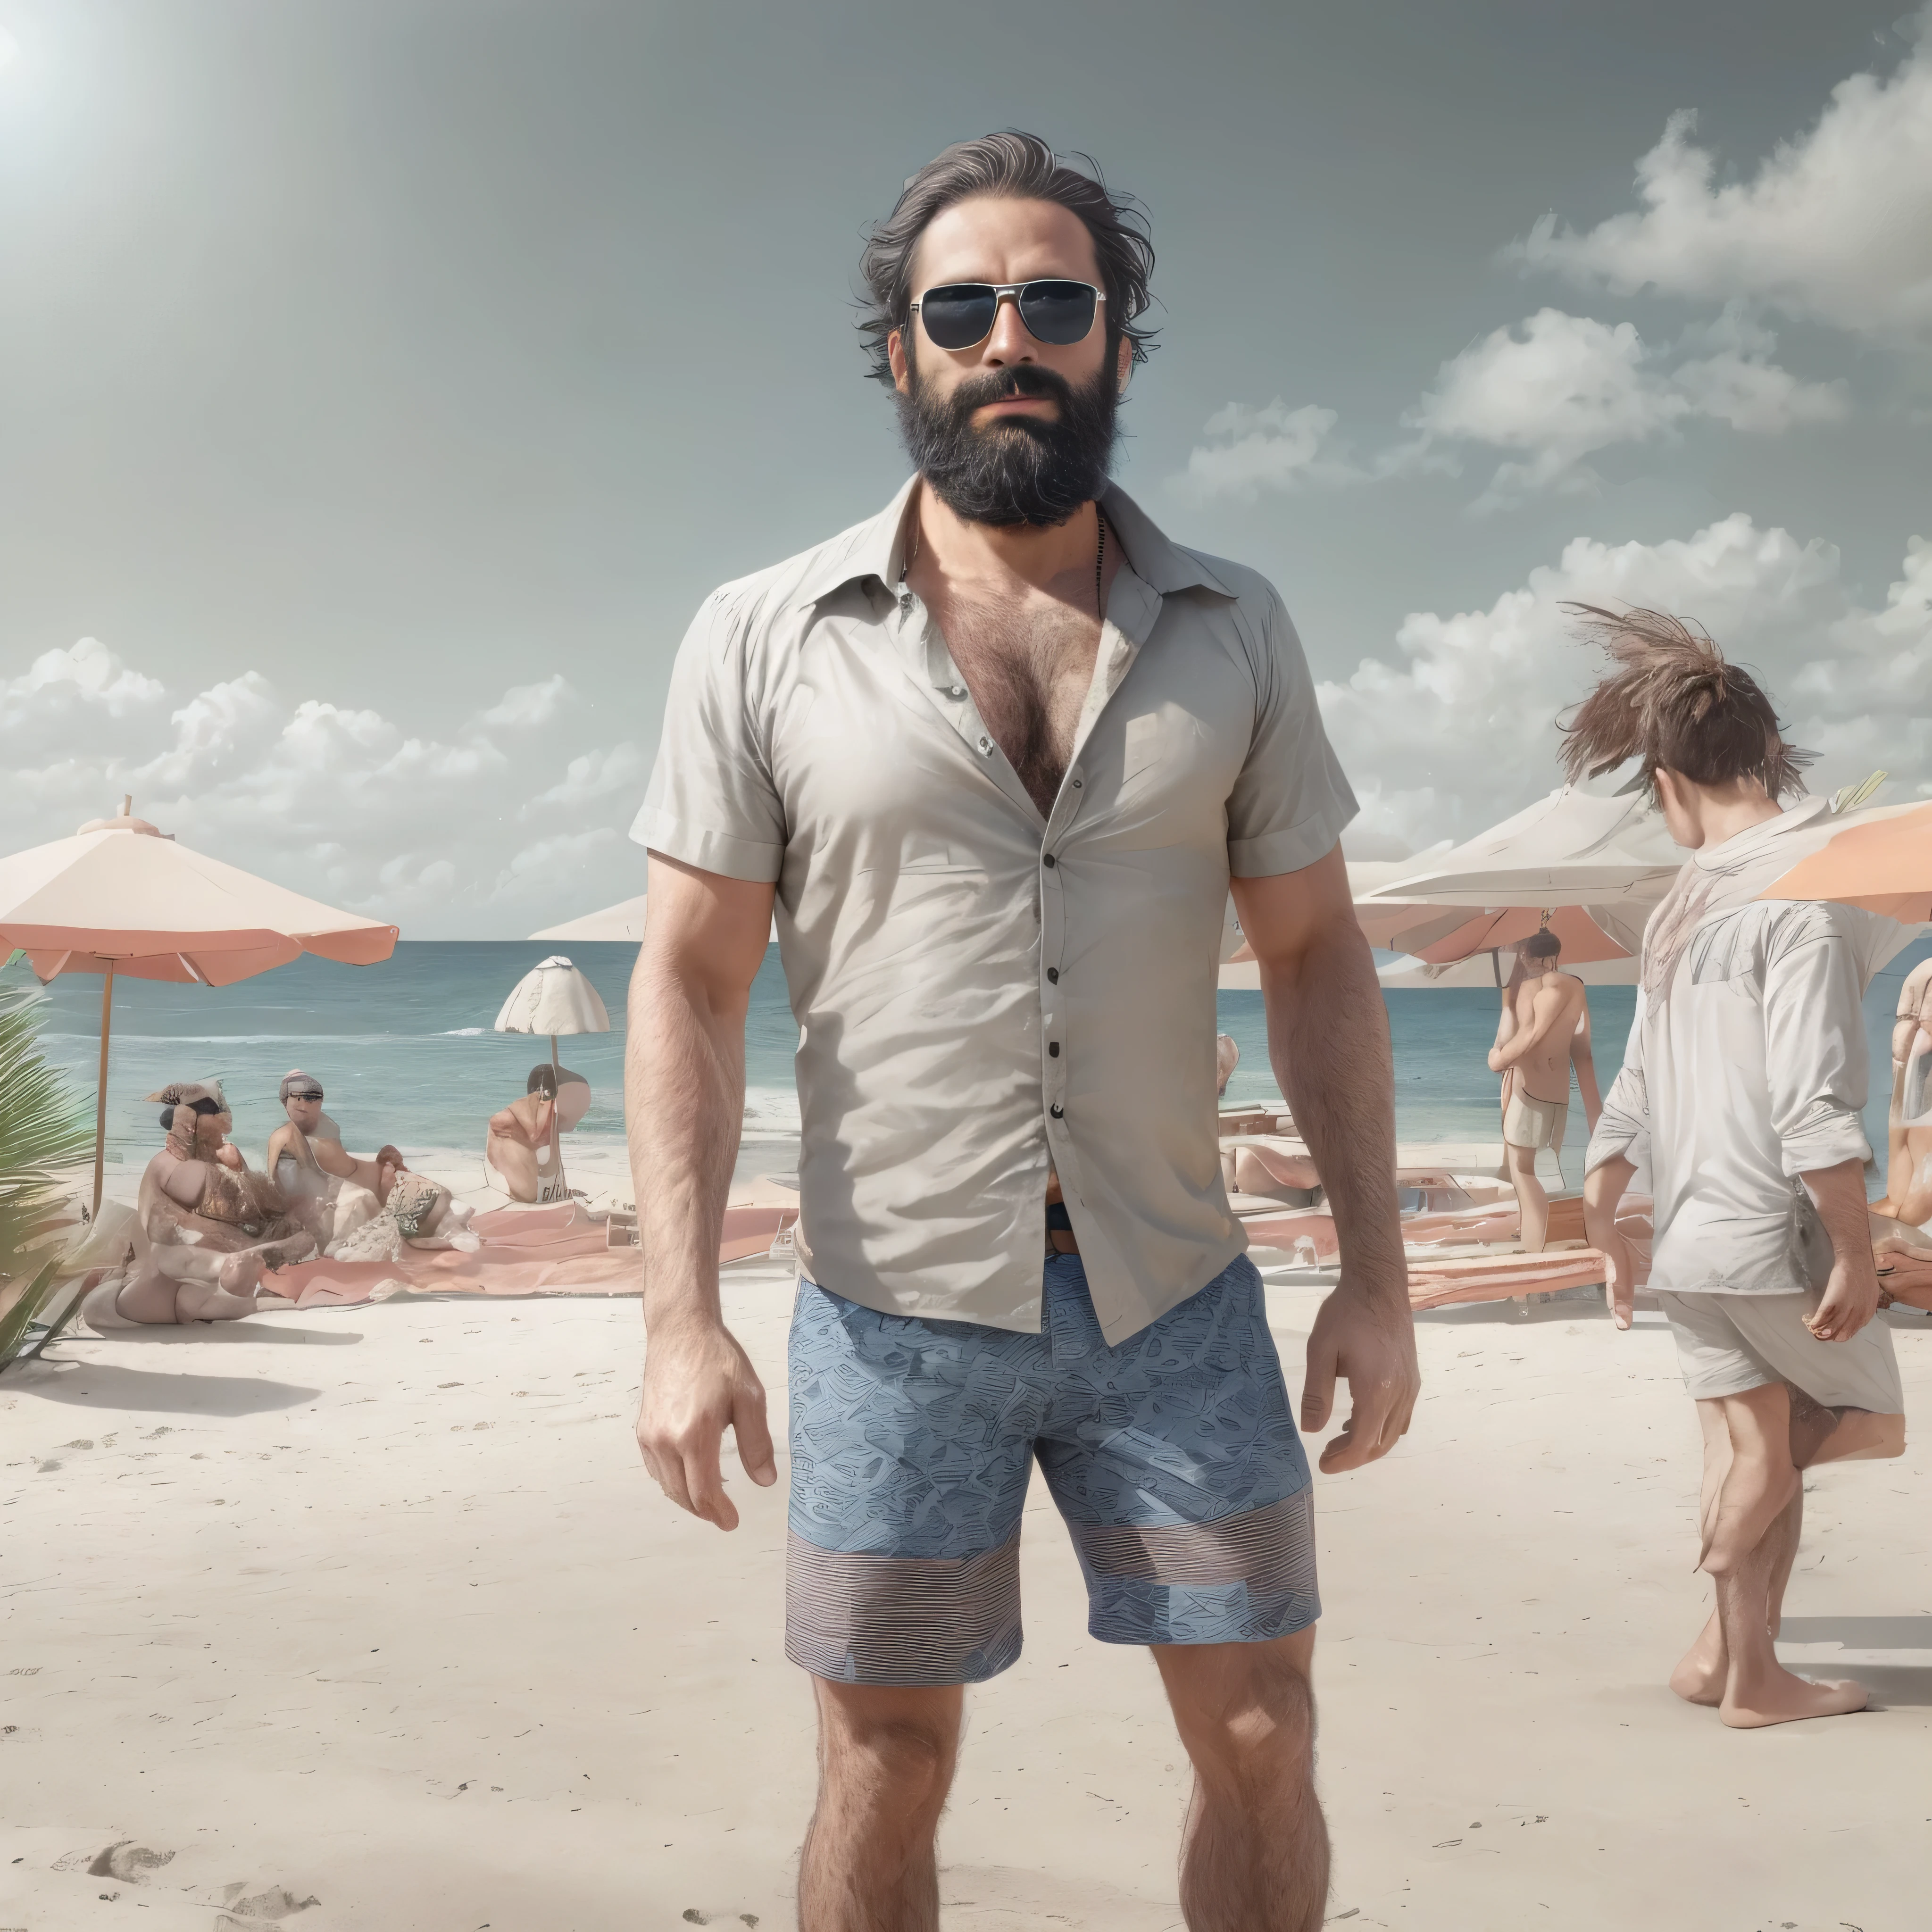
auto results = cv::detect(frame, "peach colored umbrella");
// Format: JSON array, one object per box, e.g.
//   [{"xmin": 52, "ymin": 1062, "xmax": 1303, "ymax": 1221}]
[
  {"xmin": 1758, "ymin": 800, "xmax": 1932, "ymax": 923},
  {"xmin": 0, "ymin": 800, "xmax": 398, "ymax": 1212},
  {"xmin": 1408, "ymin": 903, "xmax": 1632, "ymax": 966}
]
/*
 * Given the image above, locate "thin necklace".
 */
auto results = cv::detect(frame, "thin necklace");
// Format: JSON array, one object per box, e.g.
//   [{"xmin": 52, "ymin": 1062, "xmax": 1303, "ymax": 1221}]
[{"xmin": 906, "ymin": 505, "xmax": 1108, "ymax": 621}]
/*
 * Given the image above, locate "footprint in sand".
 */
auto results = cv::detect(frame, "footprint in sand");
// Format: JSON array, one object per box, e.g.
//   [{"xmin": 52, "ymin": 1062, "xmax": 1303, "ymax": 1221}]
[
  {"xmin": 52, "ymin": 1847, "xmax": 316, "ymax": 1921},
  {"xmin": 216, "ymin": 1880, "xmax": 322, "ymax": 1919},
  {"xmin": 680, "ymin": 1915, "xmax": 760, "ymax": 1927}
]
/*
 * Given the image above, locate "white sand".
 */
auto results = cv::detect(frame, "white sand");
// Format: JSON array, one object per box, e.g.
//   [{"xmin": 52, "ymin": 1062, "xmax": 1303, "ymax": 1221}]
[{"xmin": 4, "ymin": 1270, "xmax": 1929, "ymax": 1930}]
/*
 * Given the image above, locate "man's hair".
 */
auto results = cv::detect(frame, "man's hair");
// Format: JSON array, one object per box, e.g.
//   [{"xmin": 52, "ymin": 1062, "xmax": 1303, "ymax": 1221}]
[
  {"xmin": 527, "ymin": 1063, "xmax": 589, "ymax": 1098},
  {"xmin": 1521, "ymin": 931, "xmax": 1562, "ymax": 962},
  {"xmin": 1558, "ymin": 604, "xmax": 1813, "ymax": 803},
  {"xmin": 858, "ymin": 132, "xmax": 1157, "ymax": 386}
]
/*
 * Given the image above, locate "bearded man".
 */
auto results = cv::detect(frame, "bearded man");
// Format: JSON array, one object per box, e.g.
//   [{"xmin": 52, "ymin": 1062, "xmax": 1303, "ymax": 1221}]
[{"xmin": 626, "ymin": 133, "xmax": 1417, "ymax": 1932}]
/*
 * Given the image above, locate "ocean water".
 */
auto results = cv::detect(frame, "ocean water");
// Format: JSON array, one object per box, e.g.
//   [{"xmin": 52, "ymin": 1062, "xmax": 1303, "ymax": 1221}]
[{"xmin": 8, "ymin": 934, "xmax": 1927, "ymax": 1184}]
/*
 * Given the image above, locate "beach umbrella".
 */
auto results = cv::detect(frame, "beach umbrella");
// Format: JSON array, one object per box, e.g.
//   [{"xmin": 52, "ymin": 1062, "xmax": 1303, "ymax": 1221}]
[
  {"xmin": 0, "ymin": 800, "xmax": 399, "ymax": 1214},
  {"xmin": 493, "ymin": 954, "xmax": 611, "ymax": 1069},
  {"xmin": 1758, "ymin": 800, "xmax": 1932, "ymax": 922},
  {"xmin": 529, "ymin": 894, "xmax": 649, "ymax": 943},
  {"xmin": 1364, "ymin": 785, "xmax": 1687, "ymax": 909},
  {"xmin": 1378, "ymin": 951, "xmax": 1639, "ymax": 989}
]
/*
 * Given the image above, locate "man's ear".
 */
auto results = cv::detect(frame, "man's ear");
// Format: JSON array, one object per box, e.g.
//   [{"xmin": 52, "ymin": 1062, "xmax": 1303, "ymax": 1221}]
[
  {"xmin": 1116, "ymin": 333, "xmax": 1132, "ymax": 396},
  {"xmin": 889, "ymin": 327, "xmax": 912, "ymax": 396}
]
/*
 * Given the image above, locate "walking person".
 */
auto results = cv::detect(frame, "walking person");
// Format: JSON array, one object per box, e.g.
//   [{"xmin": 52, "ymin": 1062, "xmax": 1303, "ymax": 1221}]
[
  {"xmin": 625, "ymin": 133, "xmax": 1417, "ymax": 1929},
  {"xmin": 1573, "ymin": 606, "xmax": 1909, "ymax": 1728}
]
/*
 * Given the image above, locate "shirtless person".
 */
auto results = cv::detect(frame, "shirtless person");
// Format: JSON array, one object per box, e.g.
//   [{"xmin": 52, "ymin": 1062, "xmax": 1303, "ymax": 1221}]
[
  {"xmin": 85, "ymin": 1082, "xmax": 314, "ymax": 1329},
  {"xmin": 266, "ymin": 1070, "xmax": 406, "ymax": 1208},
  {"xmin": 1487, "ymin": 929, "xmax": 1602, "ymax": 1250},
  {"xmin": 486, "ymin": 1063, "xmax": 591, "ymax": 1202}
]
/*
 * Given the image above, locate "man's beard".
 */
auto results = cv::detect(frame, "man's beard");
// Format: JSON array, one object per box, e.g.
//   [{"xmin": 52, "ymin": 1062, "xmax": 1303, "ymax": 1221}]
[{"xmin": 896, "ymin": 357, "xmax": 1119, "ymax": 528}]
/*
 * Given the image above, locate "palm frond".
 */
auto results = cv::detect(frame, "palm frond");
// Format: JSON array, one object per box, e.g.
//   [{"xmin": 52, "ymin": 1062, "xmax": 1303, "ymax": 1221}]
[
  {"xmin": 0, "ymin": 1256, "xmax": 65, "ymax": 1368},
  {"xmin": 0, "ymin": 982, "xmax": 95, "ymax": 1282}
]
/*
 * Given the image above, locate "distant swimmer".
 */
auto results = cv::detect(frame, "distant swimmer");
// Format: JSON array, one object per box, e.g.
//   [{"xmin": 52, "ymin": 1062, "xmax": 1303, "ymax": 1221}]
[{"xmin": 1486, "ymin": 928, "xmax": 1602, "ymax": 1250}]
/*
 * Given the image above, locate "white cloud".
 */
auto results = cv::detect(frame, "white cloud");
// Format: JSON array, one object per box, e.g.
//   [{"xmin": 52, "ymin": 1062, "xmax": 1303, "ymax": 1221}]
[
  {"xmin": 1508, "ymin": 17, "xmax": 1932, "ymax": 347},
  {"xmin": 0, "ymin": 639, "xmax": 649, "ymax": 939},
  {"xmin": 1172, "ymin": 400, "xmax": 1359, "ymax": 502},
  {"xmin": 1404, "ymin": 307, "xmax": 1846, "ymax": 510},
  {"xmin": 1318, "ymin": 515, "xmax": 1932, "ymax": 856}
]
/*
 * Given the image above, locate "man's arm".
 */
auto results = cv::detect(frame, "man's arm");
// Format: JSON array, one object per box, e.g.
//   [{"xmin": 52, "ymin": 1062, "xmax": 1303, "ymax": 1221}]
[
  {"xmin": 1803, "ymin": 1158, "xmax": 1882, "ymax": 1342},
  {"xmin": 1571, "ymin": 991, "xmax": 1603, "ymax": 1132},
  {"xmin": 629, "ymin": 852, "xmax": 780, "ymax": 1529},
  {"xmin": 1231, "ymin": 843, "xmax": 1419, "ymax": 1474}
]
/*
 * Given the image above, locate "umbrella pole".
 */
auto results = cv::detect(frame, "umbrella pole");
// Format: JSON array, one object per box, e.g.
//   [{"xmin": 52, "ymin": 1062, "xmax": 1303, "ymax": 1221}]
[
  {"xmin": 92, "ymin": 964, "xmax": 115, "ymax": 1219},
  {"xmin": 549, "ymin": 1033, "xmax": 567, "ymax": 1197}
]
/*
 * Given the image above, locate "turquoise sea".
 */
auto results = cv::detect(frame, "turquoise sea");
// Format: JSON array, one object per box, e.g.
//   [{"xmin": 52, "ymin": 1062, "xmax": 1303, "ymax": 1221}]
[{"xmin": 8, "ymin": 936, "xmax": 1927, "ymax": 1185}]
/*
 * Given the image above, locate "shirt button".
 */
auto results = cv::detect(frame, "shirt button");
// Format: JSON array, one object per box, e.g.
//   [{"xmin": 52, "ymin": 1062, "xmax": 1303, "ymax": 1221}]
[
  {"xmin": 1042, "ymin": 853, "xmax": 1056, "ymax": 868},
  {"xmin": 1049, "ymin": 1104, "xmax": 1065, "ymax": 1119},
  {"xmin": 1046, "ymin": 967, "xmax": 1059, "ymax": 984},
  {"xmin": 978, "ymin": 735, "xmax": 992, "ymax": 754},
  {"xmin": 948, "ymin": 685, "xmax": 966, "ymax": 699},
  {"xmin": 1048, "ymin": 1042, "xmax": 1060, "ymax": 1057},
  {"xmin": 1071, "ymin": 778, "xmax": 1082, "ymax": 789}
]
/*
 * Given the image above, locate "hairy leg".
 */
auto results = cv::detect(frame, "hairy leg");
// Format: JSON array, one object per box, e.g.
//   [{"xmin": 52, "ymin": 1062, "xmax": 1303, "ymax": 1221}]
[
  {"xmin": 1506, "ymin": 1143, "xmax": 1549, "ymax": 1252},
  {"xmin": 799, "ymin": 1679, "xmax": 962, "ymax": 1932},
  {"xmin": 1703, "ymin": 1388, "xmax": 1865, "ymax": 1728},
  {"xmin": 1154, "ymin": 1629, "xmax": 1327, "ymax": 1932}
]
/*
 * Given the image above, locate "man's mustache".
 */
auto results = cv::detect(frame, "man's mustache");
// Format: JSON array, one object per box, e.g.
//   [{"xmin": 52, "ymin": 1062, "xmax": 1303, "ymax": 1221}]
[{"xmin": 948, "ymin": 364, "xmax": 1075, "ymax": 418}]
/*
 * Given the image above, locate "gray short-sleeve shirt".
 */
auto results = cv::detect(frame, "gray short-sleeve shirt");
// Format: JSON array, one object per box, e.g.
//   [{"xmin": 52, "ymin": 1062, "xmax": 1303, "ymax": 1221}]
[{"xmin": 633, "ymin": 478, "xmax": 1357, "ymax": 1343}]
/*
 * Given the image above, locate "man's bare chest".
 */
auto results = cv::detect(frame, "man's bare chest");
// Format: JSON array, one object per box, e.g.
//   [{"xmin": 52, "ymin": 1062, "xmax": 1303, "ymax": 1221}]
[{"xmin": 938, "ymin": 597, "xmax": 1101, "ymax": 813}]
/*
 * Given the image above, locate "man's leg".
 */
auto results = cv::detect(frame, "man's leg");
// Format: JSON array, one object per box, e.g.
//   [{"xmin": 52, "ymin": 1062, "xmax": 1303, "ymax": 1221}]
[
  {"xmin": 1669, "ymin": 1398, "xmax": 1734, "ymax": 1704},
  {"xmin": 1153, "ymin": 1629, "xmax": 1327, "ymax": 1932},
  {"xmin": 1703, "ymin": 1385, "xmax": 1865, "ymax": 1728},
  {"xmin": 1506, "ymin": 1142, "xmax": 1549, "ymax": 1252},
  {"xmin": 799, "ymin": 1680, "xmax": 963, "ymax": 1932}
]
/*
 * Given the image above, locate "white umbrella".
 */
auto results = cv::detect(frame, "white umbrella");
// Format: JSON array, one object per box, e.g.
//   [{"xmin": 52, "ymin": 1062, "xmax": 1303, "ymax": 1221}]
[
  {"xmin": 529, "ymin": 895, "xmax": 649, "ymax": 944},
  {"xmin": 493, "ymin": 954, "xmax": 611, "ymax": 1067},
  {"xmin": 1362, "ymin": 785, "xmax": 1687, "ymax": 910}
]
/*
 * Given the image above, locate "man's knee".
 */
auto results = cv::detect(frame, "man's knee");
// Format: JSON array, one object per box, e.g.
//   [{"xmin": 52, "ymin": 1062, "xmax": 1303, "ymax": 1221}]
[
  {"xmin": 814, "ymin": 1680, "xmax": 961, "ymax": 1815},
  {"xmin": 1160, "ymin": 1635, "xmax": 1316, "ymax": 1780}
]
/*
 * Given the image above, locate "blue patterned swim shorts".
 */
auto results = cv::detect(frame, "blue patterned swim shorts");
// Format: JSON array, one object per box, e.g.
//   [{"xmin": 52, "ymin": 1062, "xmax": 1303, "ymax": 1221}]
[{"xmin": 785, "ymin": 1252, "xmax": 1318, "ymax": 1686}]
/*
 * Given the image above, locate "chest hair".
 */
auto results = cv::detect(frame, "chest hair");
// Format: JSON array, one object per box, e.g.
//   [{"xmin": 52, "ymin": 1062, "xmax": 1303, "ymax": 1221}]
[{"xmin": 940, "ymin": 591, "xmax": 1102, "ymax": 818}]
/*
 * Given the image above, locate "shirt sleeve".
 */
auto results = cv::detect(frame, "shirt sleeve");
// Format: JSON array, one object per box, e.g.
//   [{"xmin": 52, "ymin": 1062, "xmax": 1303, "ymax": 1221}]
[
  {"xmin": 1586, "ymin": 989, "xmax": 1650, "ymax": 1175},
  {"xmin": 628, "ymin": 587, "xmax": 788, "ymax": 884},
  {"xmin": 1764, "ymin": 904, "xmax": 1873, "ymax": 1176},
  {"xmin": 1226, "ymin": 588, "xmax": 1358, "ymax": 878}
]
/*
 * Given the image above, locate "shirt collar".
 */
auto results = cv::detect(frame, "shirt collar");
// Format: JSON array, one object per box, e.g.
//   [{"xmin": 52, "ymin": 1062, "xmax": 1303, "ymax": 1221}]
[
  {"xmin": 794, "ymin": 475, "xmax": 1237, "ymax": 605},
  {"xmin": 1692, "ymin": 793, "xmax": 1830, "ymax": 870}
]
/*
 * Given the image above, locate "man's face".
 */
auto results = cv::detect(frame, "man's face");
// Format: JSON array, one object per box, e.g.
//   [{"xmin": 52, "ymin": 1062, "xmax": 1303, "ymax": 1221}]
[
  {"xmin": 285, "ymin": 1093, "xmax": 323, "ymax": 1133},
  {"xmin": 887, "ymin": 195, "xmax": 1132, "ymax": 526}
]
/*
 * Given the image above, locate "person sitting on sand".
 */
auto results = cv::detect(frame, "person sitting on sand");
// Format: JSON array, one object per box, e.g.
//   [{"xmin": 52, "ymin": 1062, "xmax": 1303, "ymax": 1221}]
[
  {"xmin": 84, "ymin": 1082, "xmax": 314, "ymax": 1330},
  {"xmin": 1487, "ymin": 928, "xmax": 1602, "ymax": 1251},
  {"xmin": 1573, "ymin": 604, "xmax": 1907, "ymax": 1731},
  {"xmin": 486, "ymin": 1063, "xmax": 590, "ymax": 1203},
  {"xmin": 266, "ymin": 1070, "xmax": 407, "ymax": 1210}
]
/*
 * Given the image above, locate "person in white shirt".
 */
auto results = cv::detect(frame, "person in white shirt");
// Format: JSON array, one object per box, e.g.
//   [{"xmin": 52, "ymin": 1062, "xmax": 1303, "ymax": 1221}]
[{"xmin": 1573, "ymin": 605, "xmax": 1909, "ymax": 1730}]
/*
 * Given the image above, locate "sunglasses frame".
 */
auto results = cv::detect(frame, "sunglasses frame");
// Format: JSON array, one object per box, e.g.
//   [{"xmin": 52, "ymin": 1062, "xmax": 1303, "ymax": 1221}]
[{"xmin": 909, "ymin": 279, "xmax": 1106, "ymax": 352}]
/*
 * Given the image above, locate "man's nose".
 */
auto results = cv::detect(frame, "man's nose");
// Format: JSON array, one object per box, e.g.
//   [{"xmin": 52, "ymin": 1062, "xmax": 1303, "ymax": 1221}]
[{"xmin": 982, "ymin": 291, "xmax": 1037, "ymax": 365}]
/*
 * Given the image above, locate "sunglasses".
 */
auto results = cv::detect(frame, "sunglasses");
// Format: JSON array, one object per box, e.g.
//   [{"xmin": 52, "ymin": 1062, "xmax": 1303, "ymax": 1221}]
[
  {"xmin": 286, "ymin": 1089, "xmax": 324, "ymax": 1103},
  {"xmin": 910, "ymin": 280, "xmax": 1105, "ymax": 352}
]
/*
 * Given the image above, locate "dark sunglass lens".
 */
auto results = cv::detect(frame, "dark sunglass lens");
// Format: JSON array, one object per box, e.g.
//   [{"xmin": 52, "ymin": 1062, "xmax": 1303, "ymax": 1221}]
[
  {"xmin": 1017, "ymin": 281, "xmax": 1097, "ymax": 345},
  {"xmin": 918, "ymin": 284, "xmax": 999, "ymax": 350}
]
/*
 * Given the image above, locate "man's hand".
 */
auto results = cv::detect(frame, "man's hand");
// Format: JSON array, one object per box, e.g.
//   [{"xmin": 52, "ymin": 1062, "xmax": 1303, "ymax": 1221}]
[
  {"xmin": 636, "ymin": 1316, "xmax": 777, "ymax": 1530},
  {"xmin": 1300, "ymin": 1273, "xmax": 1421, "ymax": 1473},
  {"xmin": 1806, "ymin": 1254, "xmax": 1881, "ymax": 1344}
]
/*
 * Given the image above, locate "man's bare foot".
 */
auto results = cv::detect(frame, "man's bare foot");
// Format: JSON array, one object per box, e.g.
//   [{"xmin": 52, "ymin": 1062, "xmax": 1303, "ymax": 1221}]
[
  {"xmin": 1669, "ymin": 1614, "xmax": 1725, "ymax": 1706},
  {"xmin": 1719, "ymin": 1671, "xmax": 1868, "ymax": 1730}
]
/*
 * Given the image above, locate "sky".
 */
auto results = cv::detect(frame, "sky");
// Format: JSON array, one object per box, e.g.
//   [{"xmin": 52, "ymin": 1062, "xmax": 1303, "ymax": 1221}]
[{"xmin": 1, "ymin": 0, "xmax": 1928, "ymax": 935}]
